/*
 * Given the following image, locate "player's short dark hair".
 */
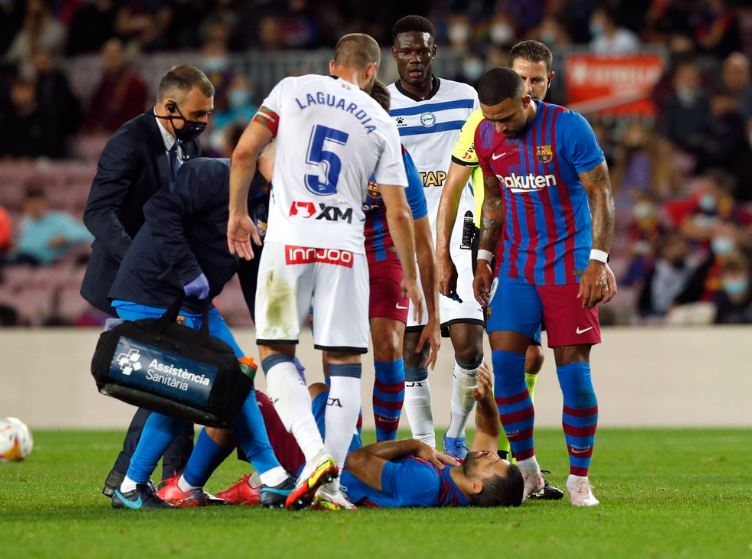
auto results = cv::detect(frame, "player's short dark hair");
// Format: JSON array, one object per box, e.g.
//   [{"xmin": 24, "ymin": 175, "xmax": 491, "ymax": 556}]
[
  {"xmin": 392, "ymin": 15, "xmax": 435, "ymax": 43},
  {"xmin": 369, "ymin": 80, "xmax": 390, "ymax": 111},
  {"xmin": 334, "ymin": 33, "xmax": 381, "ymax": 70},
  {"xmin": 509, "ymin": 40, "xmax": 553, "ymax": 73},
  {"xmin": 157, "ymin": 64, "xmax": 215, "ymax": 102},
  {"xmin": 477, "ymin": 67, "xmax": 523, "ymax": 106},
  {"xmin": 469, "ymin": 464, "xmax": 524, "ymax": 507}
]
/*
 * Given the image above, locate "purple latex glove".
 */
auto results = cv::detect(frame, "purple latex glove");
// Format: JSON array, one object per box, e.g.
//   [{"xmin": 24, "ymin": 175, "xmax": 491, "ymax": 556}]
[{"xmin": 183, "ymin": 272, "xmax": 209, "ymax": 299}]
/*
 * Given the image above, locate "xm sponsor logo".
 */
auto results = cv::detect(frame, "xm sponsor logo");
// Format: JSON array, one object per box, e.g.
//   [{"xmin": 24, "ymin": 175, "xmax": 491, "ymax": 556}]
[{"xmin": 289, "ymin": 201, "xmax": 353, "ymax": 223}]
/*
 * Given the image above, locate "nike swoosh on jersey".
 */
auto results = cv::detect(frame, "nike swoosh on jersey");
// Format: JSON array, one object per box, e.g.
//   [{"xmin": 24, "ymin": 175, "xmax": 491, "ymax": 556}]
[
  {"xmin": 395, "ymin": 303, "xmax": 408, "ymax": 309},
  {"xmin": 575, "ymin": 326, "xmax": 593, "ymax": 334},
  {"xmin": 491, "ymin": 152, "xmax": 508, "ymax": 160}
]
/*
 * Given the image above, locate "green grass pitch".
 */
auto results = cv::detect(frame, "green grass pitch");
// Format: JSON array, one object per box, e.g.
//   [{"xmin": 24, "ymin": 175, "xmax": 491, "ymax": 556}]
[{"xmin": 1, "ymin": 428, "xmax": 750, "ymax": 559}]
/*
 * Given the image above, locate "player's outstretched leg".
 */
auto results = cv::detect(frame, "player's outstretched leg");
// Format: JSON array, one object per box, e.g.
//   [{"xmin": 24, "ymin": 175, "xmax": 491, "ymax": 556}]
[
  {"xmin": 557, "ymin": 361, "xmax": 599, "ymax": 507},
  {"xmin": 491, "ymin": 349, "xmax": 544, "ymax": 500},
  {"xmin": 262, "ymin": 353, "xmax": 336, "ymax": 509}
]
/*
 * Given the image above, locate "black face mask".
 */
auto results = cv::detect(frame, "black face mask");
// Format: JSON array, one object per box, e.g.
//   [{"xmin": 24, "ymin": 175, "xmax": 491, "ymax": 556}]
[{"xmin": 157, "ymin": 102, "xmax": 207, "ymax": 142}]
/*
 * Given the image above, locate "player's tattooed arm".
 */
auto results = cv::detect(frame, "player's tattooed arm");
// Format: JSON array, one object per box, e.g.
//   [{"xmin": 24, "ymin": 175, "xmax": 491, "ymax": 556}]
[
  {"xmin": 473, "ymin": 173, "xmax": 503, "ymax": 307},
  {"xmin": 578, "ymin": 161, "xmax": 616, "ymax": 308},
  {"xmin": 478, "ymin": 173, "xmax": 504, "ymax": 254},
  {"xmin": 579, "ymin": 161, "xmax": 615, "ymax": 253}
]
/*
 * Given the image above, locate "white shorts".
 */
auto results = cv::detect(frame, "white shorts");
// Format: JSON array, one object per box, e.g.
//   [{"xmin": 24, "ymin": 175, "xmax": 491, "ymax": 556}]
[
  {"xmin": 407, "ymin": 236, "xmax": 484, "ymax": 331},
  {"xmin": 254, "ymin": 242, "xmax": 370, "ymax": 353}
]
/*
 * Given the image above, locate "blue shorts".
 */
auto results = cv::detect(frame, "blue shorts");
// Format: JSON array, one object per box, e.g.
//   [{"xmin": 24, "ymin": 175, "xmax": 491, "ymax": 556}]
[
  {"xmin": 111, "ymin": 299, "xmax": 245, "ymax": 359},
  {"xmin": 485, "ymin": 276, "xmax": 542, "ymax": 345},
  {"xmin": 311, "ymin": 390, "xmax": 362, "ymax": 453}
]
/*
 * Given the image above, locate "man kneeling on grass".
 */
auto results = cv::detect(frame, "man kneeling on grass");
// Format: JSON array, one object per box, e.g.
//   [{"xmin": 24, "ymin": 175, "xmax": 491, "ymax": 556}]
[{"xmin": 207, "ymin": 362, "xmax": 523, "ymax": 509}]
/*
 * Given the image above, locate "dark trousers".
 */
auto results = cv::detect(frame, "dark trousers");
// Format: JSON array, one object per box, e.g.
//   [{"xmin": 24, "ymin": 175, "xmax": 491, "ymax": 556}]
[{"xmin": 110, "ymin": 407, "xmax": 194, "ymax": 480}]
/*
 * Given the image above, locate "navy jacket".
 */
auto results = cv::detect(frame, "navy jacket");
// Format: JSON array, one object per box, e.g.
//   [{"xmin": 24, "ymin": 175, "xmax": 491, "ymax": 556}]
[
  {"xmin": 109, "ymin": 158, "xmax": 251, "ymax": 314},
  {"xmin": 81, "ymin": 109, "xmax": 201, "ymax": 315}
]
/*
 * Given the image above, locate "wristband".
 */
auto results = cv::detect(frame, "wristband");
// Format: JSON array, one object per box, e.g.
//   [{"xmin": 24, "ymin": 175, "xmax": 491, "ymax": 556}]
[
  {"xmin": 589, "ymin": 249, "xmax": 609, "ymax": 263},
  {"xmin": 477, "ymin": 249, "xmax": 494, "ymax": 262}
]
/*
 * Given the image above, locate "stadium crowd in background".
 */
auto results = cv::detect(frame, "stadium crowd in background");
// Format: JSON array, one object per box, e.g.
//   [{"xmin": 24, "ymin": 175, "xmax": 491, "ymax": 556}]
[{"xmin": 1, "ymin": 0, "xmax": 752, "ymax": 328}]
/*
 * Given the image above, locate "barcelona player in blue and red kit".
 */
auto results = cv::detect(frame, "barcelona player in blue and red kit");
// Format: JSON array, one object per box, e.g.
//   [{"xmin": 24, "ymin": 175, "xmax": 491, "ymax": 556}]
[
  {"xmin": 472, "ymin": 68, "xmax": 616, "ymax": 507},
  {"xmin": 362, "ymin": 81, "xmax": 439, "ymax": 444}
]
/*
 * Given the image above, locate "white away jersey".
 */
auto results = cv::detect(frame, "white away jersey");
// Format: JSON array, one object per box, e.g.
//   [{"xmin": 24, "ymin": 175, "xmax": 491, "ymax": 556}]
[
  {"xmin": 387, "ymin": 78, "xmax": 478, "ymax": 233},
  {"xmin": 259, "ymin": 75, "xmax": 407, "ymax": 253}
]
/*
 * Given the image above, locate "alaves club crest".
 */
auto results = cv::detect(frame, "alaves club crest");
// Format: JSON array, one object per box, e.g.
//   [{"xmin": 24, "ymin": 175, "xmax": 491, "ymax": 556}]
[{"xmin": 536, "ymin": 145, "xmax": 553, "ymax": 164}]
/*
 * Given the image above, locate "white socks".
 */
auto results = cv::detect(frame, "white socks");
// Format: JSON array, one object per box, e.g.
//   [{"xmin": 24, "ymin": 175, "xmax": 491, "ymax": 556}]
[
  {"xmin": 258, "ymin": 466, "xmax": 289, "ymax": 487},
  {"xmin": 404, "ymin": 368, "xmax": 435, "ymax": 447},
  {"xmin": 325, "ymin": 371, "xmax": 361, "ymax": 472},
  {"xmin": 446, "ymin": 361, "xmax": 479, "ymax": 438},
  {"xmin": 120, "ymin": 475, "xmax": 138, "ymax": 493},
  {"xmin": 265, "ymin": 359, "xmax": 325, "ymax": 462}
]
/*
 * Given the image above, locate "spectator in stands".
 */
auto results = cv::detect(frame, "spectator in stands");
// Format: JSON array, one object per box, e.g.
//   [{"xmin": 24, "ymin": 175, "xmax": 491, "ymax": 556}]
[
  {"xmin": 714, "ymin": 254, "xmax": 752, "ymax": 324},
  {"xmin": 4, "ymin": 0, "xmax": 66, "ymax": 76},
  {"xmin": 720, "ymin": 52, "xmax": 752, "ymax": 122},
  {"xmin": 80, "ymin": 64, "xmax": 213, "ymax": 502},
  {"xmin": 589, "ymin": 5, "xmax": 639, "ymax": 55},
  {"xmin": 32, "ymin": 48, "xmax": 82, "ymax": 146},
  {"xmin": 637, "ymin": 233, "xmax": 702, "ymax": 317},
  {"xmin": 65, "ymin": 0, "xmax": 117, "ymax": 55},
  {"xmin": 658, "ymin": 59, "xmax": 710, "ymax": 154},
  {"xmin": 113, "ymin": 2, "xmax": 175, "ymax": 52},
  {"xmin": 686, "ymin": 89, "xmax": 752, "ymax": 201},
  {"xmin": 694, "ymin": 0, "xmax": 743, "ymax": 58},
  {"xmin": 611, "ymin": 121, "xmax": 675, "ymax": 205},
  {"xmin": 0, "ymin": 76, "xmax": 64, "ymax": 158},
  {"xmin": 673, "ymin": 221, "xmax": 748, "ymax": 308},
  {"xmin": 84, "ymin": 38, "xmax": 148, "ymax": 133},
  {"xmin": 667, "ymin": 170, "xmax": 751, "ymax": 245},
  {"xmin": 622, "ymin": 191, "xmax": 667, "ymax": 287},
  {"xmin": 207, "ymin": 75, "xmax": 257, "ymax": 155},
  {"xmin": 8, "ymin": 187, "xmax": 91, "ymax": 265}
]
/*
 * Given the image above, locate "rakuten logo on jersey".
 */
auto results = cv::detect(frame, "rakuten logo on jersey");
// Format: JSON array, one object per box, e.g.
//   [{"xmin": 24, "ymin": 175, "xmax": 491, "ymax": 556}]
[
  {"xmin": 285, "ymin": 246, "xmax": 354, "ymax": 268},
  {"xmin": 289, "ymin": 201, "xmax": 353, "ymax": 223},
  {"xmin": 497, "ymin": 173, "xmax": 557, "ymax": 193}
]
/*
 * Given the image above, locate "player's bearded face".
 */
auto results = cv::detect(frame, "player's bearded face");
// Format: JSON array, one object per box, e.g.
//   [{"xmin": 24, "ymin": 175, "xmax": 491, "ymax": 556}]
[
  {"xmin": 510, "ymin": 58, "xmax": 551, "ymax": 101},
  {"xmin": 393, "ymin": 32, "xmax": 436, "ymax": 86},
  {"xmin": 463, "ymin": 450, "xmax": 510, "ymax": 479}
]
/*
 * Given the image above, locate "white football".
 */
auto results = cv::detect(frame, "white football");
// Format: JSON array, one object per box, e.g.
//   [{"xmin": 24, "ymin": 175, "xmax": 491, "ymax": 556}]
[{"xmin": 0, "ymin": 417, "xmax": 33, "ymax": 462}]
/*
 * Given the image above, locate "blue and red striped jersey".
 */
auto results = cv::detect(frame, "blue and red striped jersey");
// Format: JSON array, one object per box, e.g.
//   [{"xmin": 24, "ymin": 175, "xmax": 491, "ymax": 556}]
[
  {"xmin": 475, "ymin": 101, "xmax": 605, "ymax": 286},
  {"xmin": 364, "ymin": 146, "xmax": 428, "ymax": 263},
  {"xmin": 339, "ymin": 457, "xmax": 470, "ymax": 508}
]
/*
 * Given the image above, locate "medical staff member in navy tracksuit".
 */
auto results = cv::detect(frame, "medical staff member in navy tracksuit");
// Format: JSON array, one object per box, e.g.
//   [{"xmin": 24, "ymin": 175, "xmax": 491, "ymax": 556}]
[{"xmin": 107, "ymin": 157, "xmax": 293, "ymax": 509}]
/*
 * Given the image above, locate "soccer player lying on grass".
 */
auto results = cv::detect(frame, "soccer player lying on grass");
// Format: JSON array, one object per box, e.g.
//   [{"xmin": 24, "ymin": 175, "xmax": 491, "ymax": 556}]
[
  {"xmin": 167, "ymin": 362, "xmax": 523, "ymax": 509},
  {"xmin": 340, "ymin": 362, "xmax": 523, "ymax": 507}
]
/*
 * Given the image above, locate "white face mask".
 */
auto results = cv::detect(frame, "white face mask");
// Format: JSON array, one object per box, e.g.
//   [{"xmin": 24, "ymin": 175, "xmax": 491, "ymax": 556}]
[
  {"xmin": 489, "ymin": 23, "xmax": 514, "ymax": 45},
  {"xmin": 448, "ymin": 24, "xmax": 470, "ymax": 45},
  {"xmin": 463, "ymin": 59, "xmax": 485, "ymax": 81}
]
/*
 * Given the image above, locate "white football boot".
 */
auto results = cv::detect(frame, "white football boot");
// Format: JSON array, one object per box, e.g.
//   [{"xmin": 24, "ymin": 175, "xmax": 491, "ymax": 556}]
[{"xmin": 567, "ymin": 475, "xmax": 600, "ymax": 507}]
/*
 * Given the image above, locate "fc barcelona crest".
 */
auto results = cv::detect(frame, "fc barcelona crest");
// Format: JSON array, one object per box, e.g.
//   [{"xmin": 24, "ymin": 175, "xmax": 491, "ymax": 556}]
[{"xmin": 536, "ymin": 145, "xmax": 553, "ymax": 164}]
